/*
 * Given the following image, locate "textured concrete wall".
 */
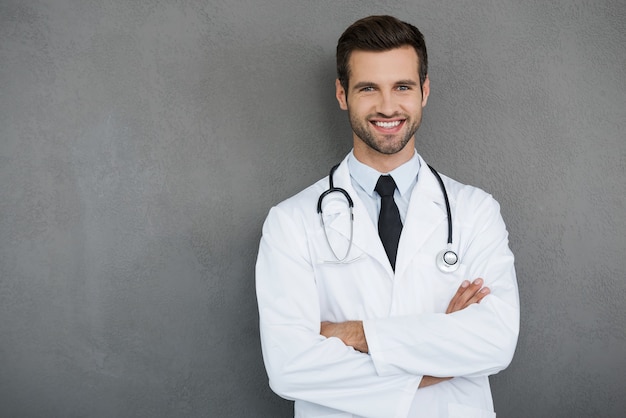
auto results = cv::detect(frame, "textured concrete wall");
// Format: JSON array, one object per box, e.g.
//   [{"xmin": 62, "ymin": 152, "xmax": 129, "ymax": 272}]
[{"xmin": 1, "ymin": 0, "xmax": 624, "ymax": 417}]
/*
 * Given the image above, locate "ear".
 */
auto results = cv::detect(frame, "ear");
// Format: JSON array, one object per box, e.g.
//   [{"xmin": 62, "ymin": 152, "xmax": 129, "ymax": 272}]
[
  {"xmin": 421, "ymin": 75, "xmax": 430, "ymax": 107},
  {"xmin": 335, "ymin": 79, "xmax": 348, "ymax": 110}
]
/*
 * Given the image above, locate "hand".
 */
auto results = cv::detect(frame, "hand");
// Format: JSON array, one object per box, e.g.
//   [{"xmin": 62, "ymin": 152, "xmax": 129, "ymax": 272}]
[
  {"xmin": 446, "ymin": 278, "xmax": 490, "ymax": 314},
  {"xmin": 419, "ymin": 375, "xmax": 453, "ymax": 388},
  {"xmin": 320, "ymin": 320, "xmax": 368, "ymax": 353}
]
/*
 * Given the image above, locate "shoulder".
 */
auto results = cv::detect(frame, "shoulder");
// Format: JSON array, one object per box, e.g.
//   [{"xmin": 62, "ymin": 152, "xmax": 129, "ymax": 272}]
[
  {"xmin": 263, "ymin": 156, "xmax": 351, "ymax": 230},
  {"xmin": 437, "ymin": 171, "xmax": 502, "ymax": 215}
]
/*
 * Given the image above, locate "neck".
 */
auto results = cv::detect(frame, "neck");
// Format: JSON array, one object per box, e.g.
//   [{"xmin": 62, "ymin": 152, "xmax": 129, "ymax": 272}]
[{"xmin": 353, "ymin": 140, "xmax": 416, "ymax": 173}]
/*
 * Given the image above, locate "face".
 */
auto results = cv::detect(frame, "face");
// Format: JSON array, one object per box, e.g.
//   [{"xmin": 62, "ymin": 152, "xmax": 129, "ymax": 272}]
[{"xmin": 336, "ymin": 46, "xmax": 429, "ymax": 166}]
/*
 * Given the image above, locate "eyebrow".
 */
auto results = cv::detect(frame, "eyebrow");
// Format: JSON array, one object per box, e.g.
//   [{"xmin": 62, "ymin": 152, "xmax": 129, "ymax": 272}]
[
  {"xmin": 351, "ymin": 79, "xmax": 419, "ymax": 91},
  {"xmin": 395, "ymin": 79, "xmax": 419, "ymax": 86}
]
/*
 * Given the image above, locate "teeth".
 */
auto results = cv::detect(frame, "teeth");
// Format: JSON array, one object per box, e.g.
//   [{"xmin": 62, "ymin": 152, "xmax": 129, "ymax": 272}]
[{"xmin": 375, "ymin": 121, "xmax": 401, "ymax": 128}]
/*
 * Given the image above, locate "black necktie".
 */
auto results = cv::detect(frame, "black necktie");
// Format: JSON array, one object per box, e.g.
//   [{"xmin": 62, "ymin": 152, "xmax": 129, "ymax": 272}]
[{"xmin": 375, "ymin": 175, "xmax": 403, "ymax": 270}]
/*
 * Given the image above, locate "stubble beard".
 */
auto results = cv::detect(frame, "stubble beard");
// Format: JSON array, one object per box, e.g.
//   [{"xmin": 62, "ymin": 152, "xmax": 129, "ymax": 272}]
[{"xmin": 349, "ymin": 112, "xmax": 422, "ymax": 155}]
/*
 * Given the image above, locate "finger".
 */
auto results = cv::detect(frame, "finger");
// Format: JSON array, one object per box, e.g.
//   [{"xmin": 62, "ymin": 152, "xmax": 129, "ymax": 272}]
[
  {"xmin": 462, "ymin": 286, "xmax": 490, "ymax": 309},
  {"xmin": 456, "ymin": 278, "xmax": 483, "ymax": 306},
  {"xmin": 446, "ymin": 280, "xmax": 470, "ymax": 313},
  {"xmin": 470, "ymin": 286, "xmax": 490, "ymax": 304},
  {"xmin": 446, "ymin": 279, "xmax": 487, "ymax": 313}
]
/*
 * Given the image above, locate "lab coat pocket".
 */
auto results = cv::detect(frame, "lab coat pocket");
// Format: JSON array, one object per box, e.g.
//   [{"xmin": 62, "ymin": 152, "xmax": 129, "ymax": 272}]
[{"xmin": 447, "ymin": 403, "xmax": 495, "ymax": 418}]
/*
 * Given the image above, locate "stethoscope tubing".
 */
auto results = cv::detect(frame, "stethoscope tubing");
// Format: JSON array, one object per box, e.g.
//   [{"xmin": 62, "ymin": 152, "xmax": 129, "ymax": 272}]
[
  {"xmin": 428, "ymin": 165, "xmax": 453, "ymax": 246},
  {"xmin": 317, "ymin": 162, "xmax": 459, "ymax": 272}
]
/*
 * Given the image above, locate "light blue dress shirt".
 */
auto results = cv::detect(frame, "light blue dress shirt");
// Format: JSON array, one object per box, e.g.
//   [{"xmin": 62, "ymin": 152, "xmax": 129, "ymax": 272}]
[{"xmin": 347, "ymin": 149, "xmax": 421, "ymax": 227}]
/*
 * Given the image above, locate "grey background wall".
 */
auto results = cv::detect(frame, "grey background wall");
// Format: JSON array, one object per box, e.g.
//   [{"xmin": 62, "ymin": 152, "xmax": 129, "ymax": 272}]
[{"xmin": 1, "ymin": 0, "xmax": 624, "ymax": 417}]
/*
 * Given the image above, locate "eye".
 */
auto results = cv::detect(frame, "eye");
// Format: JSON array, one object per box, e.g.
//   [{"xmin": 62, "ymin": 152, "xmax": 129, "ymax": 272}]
[
  {"xmin": 360, "ymin": 86, "xmax": 375, "ymax": 92},
  {"xmin": 397, "ymin": 85, "xmax": 411, "ymax": 91}
]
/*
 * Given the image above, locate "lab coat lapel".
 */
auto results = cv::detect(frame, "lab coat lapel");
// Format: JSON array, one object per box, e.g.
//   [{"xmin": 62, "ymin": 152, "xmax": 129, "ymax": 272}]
[
  {"xmin": 395, "ymin": 159, "xmax": 447, "ymax": 278},
  {"xmin": 322, "ymin": 159, "xmax": 392, "ymax": 273}
]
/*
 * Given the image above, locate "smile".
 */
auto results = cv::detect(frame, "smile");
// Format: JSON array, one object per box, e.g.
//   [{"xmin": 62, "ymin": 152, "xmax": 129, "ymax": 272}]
[{"xmin": 372, "ymin": 120, "xmax": 403, "ymax": 128}]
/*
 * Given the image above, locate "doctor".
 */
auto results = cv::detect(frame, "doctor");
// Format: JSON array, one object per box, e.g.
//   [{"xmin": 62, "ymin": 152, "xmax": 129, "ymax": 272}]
[{"xmin": 256, "ymin": 15, "xmax": 519, "ymax": 418}]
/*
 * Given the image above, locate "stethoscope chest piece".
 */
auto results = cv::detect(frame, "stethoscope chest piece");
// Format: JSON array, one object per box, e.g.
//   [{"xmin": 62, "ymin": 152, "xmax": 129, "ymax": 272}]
[{"xmin": 436, "ymin": 246, "xmax": 460, "ymax": 273}]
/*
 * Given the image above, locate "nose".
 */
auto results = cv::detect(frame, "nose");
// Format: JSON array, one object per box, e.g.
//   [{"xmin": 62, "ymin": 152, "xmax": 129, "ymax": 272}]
[{"xmin": 376, "ymin": 91, "xmax": 397, "ymax": 117}]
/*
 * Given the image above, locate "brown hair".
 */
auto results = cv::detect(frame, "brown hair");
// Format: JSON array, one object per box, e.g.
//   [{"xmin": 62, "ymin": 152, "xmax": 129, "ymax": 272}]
[{"xmin": 336, "ymin": 15, "xmax": 428, "ymax": 91}]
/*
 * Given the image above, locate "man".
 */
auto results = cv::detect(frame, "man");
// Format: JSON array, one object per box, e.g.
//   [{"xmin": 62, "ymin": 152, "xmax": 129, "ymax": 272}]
[{"xmin": 256, "ymin": 15, "xmax": 519, "ymax": 418}]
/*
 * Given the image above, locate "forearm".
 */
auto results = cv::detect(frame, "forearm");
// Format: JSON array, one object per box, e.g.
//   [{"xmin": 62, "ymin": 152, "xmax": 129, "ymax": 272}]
[
  {"xmin": 364, "ymin": 290, "xmax": 519, "ymax": 378},
  {"xmin": 257, "ymin": 209, "xmax": 419, "ymax": 416},
  {"xmin": 361, "ymin": 196, "xmax": 520, "ymax": 379},
  {"xmin": 323, "ymin": 271, "xmax": 518, "ymax": 380},
  {"xmin": 260, "ymin": 315, "xmax": 422, "ymax": 416},
  {"xmin": 320, "ymin": 281, "xmax": 492, "ymax": 387}
]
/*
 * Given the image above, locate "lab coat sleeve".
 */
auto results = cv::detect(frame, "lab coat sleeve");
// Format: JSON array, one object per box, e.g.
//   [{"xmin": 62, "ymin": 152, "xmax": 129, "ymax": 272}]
[
  {"xmin": 256, "ymin": 205, "xmax": 421, "ymax": 418},
  {"xmin": 363, "ymin": 191, "xmax": 520, "ymax": 379}
]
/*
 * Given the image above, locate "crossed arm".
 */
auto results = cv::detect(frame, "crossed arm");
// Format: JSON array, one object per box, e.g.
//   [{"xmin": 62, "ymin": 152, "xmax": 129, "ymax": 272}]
[{"xmin": 320, "ymin": 278, "xmax": 490, "ymax": 388}]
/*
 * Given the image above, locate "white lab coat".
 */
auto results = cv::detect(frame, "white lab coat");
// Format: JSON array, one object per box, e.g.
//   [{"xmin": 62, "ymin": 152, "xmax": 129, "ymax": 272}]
[{"xmin": 256, "ymin": 153, "xmax": 519, "ymax": 418}]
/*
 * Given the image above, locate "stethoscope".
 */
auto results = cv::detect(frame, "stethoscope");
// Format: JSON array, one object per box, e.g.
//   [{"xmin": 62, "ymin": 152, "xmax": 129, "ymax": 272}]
[{"xmin": 316, "ymin": 164, "xmax": 460, "ymax": 273}]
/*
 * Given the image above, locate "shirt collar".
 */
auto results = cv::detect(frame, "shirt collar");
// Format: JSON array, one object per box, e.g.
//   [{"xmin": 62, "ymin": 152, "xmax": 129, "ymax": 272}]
[{"xmin": 348, "ymin": 149, "xmax": 421, "ymax": 198}]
